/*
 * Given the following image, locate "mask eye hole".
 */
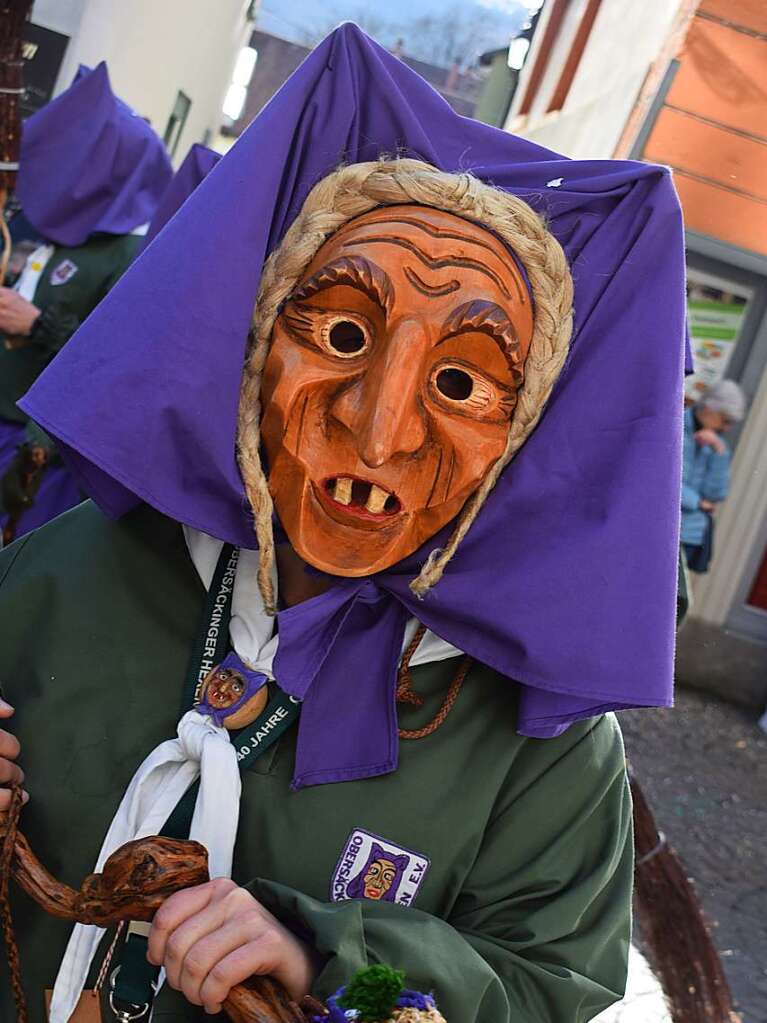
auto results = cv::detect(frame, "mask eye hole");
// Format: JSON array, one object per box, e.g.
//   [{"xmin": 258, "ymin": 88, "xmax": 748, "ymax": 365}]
[
  {"xmin": 322, "ymin": 317, "xmax": 368, "ymax": 357},
  {"xmin": 436, "ymin": 367, "xmax": 473, "ymax": 401}
]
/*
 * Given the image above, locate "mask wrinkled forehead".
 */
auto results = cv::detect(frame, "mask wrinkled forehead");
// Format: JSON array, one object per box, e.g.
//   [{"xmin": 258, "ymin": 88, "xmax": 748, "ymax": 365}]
[{"xmin": 238, "ymin": 159, "xmax": 574, "ymax": 609}]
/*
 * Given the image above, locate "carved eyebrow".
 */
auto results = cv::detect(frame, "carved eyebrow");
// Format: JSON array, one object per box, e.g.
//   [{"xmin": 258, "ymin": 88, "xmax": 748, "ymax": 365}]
[
  {"xmin": 439, "ymin": 300, "xmax": 524, "ymax": 376},
  {"xmin": 290, "ymin": 255, "xmax": 393, "ymax": 314},
  {"xmin": 344, "ymin": 234, "xmax": 513, "ymax": 300},
  {"xmin": 368, "ymin": 214, "xmax": 526, "ymax": 303},
  {"xmin": 404, "ymin": 266, "xmax": 460, "ymax": 298}
]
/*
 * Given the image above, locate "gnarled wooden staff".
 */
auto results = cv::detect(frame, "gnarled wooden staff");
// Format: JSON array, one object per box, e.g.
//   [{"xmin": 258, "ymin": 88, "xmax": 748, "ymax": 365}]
[
  {"xmin": 0, "ymin": 786, "xmax": 317, "ymax": 1023},
  {"xmin": 0, "ymin": 2, "xmax": 37, "ymax": 548},
  {"xmin": 0, "ymin": 0, "xmax": 33, "ymax": 284}
]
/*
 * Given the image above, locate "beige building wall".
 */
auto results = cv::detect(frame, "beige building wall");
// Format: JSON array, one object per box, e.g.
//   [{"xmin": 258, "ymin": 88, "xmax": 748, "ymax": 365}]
[
  {"xmin": 31, "ymin": 0, "xmax": 253, "ymax": 164},
  {"xmin": 506, "ymin": 0, "xmax": 679, "ymax": 159}
]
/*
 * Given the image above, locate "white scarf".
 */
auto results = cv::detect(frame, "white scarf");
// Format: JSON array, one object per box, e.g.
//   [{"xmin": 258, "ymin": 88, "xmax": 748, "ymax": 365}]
[
  {"xmin": 14, "ymin": 243, "xmax": 54, "ymax": 300},
  {"xmin": 50, "ymin": 528, "xmax": 462, "ymax": 1020}
]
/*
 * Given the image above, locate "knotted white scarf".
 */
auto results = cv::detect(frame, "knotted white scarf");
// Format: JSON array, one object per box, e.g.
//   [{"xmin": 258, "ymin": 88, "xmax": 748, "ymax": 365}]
[
  {"xmin": 49, "ymin": 709, "xmax": 240, "ymax": 1023},
  {"xmin": 50, "ymin": 527, "xmax": 461, "ymax": 1021}
]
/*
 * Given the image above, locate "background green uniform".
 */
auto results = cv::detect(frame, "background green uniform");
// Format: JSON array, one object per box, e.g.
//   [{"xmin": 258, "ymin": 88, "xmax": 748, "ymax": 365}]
[
  {"xmin": 0, "ymin": 503, "xmax": 633, "ymax": 1022},
  {"xmin": 0, "ymin": 233, "xmax": 140, "ymax": 426}
]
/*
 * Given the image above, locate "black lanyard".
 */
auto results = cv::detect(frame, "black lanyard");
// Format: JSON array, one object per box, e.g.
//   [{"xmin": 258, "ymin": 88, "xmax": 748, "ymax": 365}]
[
  {"xmin": 111, "ymin": 543, "xmax": 299, "ymax": 1017},
  {"xmin": 178, "ymin": 543, "xmax": 239, "ymax": 715}
]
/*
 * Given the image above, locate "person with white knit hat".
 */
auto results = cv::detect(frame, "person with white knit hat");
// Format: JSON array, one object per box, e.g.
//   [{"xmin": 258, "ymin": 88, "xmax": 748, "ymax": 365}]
[{"xmin": 681, "ymin": 378, "xmax": 747, "ymax": 572}]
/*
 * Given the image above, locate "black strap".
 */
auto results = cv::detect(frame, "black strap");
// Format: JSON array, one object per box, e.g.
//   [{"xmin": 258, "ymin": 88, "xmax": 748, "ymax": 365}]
[
  {"xmin": 178, "ymin": 543, "xmax": 239, "ymax": 716},
  {"xmin": 113, "ymin": 934, "xmax": 157, "ymax": 1007},
  {"xmin": 112, "ymin": 543, "xmax": 299, "ymax": 1016}
]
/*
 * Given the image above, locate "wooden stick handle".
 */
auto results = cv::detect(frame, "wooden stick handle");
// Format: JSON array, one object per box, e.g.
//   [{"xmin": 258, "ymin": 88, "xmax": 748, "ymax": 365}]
[{"xmin": 0, "ymin": 816, "xmax": 310, "ymax": 1022}]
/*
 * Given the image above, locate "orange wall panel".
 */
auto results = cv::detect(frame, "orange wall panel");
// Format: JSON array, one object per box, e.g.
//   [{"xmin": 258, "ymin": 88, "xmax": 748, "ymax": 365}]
[
  {"xmin": 645, "ymin": 107, "xmax": 767, "ymax": 200},
  {"xmin": 667, "ymin": 17, "xmax": 767, "ymax": 137},
  {"xmin": 673, "ymin": 172, "xmax": 767, "ymax": 255},
  {"xmin": 699, "ymin": 0, "xmax": 767, "ymax": 35}
]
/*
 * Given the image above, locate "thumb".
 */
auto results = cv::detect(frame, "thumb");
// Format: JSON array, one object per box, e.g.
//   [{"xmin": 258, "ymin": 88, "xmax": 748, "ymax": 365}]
[{"xmin": 0, "ymin": 697, "xmax": 15, "ymax": 718}]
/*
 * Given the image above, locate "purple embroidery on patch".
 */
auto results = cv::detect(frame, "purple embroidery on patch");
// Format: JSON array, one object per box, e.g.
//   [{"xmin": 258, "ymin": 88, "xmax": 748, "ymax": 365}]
[
  {"xmin": 197, "ymin": 651, "xmax": 267, "ymax": 727},
  {"xmin": 330, "ymin": 828, "xmax": 430, "ymax": 907},
  {"xmin": 50, "ymin": 258, "xmax": 78, "ymax": 285},
  {"xmin": 346, "ymin": 841, "xmax": 409, "ymax": 903}
]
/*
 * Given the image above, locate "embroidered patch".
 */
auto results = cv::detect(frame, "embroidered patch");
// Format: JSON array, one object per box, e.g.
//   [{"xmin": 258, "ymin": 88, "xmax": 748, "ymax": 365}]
[
  {"xmin": 330, "ymin": 829, "xmax": 430, "ymax": 907},
  {"xmin": 50, "ymin": 259, "xmax": 78, "ymax": 285}
]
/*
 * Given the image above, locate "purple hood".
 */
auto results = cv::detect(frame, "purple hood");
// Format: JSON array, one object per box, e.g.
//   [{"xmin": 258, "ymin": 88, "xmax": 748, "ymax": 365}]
[
  {"xmin": 20, "ymin": 26, "xmax": 686, "ymax": 788},
  {"xmin": 17, "ymin": 62, "xmax": 173, "ymax": 246}
]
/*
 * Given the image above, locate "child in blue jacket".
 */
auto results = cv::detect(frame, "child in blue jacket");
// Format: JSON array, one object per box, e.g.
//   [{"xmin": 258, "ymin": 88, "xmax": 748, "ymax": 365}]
[{"xmin": 681, "ymin": 379, "xmax": 746, "ymax": 570}]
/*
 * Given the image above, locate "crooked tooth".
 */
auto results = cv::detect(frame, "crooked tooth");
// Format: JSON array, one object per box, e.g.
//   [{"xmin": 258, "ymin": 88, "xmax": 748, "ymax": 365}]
[
  {"xmin": 334, "ymin": 478, "xmax": 352, "ymax": 505},
  {"xmin": 366, "ymin": 484, "xmax": 389, "ymax": 514}
]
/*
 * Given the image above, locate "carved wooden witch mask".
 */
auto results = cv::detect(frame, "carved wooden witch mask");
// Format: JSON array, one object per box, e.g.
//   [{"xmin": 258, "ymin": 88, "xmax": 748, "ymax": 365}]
[{"xmin": 261, "ymin": 204, "xmax": 534, "ymax": 576}]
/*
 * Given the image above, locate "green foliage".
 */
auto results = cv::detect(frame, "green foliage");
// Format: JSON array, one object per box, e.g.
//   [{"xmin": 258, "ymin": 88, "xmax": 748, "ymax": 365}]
[{"xmin": 338, "ymin": 964, "xmax": 406, "ymax": 1022}]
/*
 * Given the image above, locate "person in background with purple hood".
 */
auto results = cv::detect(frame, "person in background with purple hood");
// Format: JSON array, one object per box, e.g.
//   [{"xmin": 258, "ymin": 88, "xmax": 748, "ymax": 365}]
[
  {"xmin": 0, "ymin": 63, "xmax": 173, "ymax": 544},
  {"xmin": 0, "ymin": 26, "xmax": 687, "ymax": 1023}
]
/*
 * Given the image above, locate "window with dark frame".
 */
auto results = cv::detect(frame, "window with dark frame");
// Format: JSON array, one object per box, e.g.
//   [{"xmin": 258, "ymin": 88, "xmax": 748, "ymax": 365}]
[
  {"xmin": 163, "ymin": 89, "xmax": 191, "ymax": 159},
  {"xmin": 517, "ymin": 0, "xmax": 604, "ymax": 117},
  {"xmin": 546, "ymin": 0, "xmax": 603, "ymax": 112}
]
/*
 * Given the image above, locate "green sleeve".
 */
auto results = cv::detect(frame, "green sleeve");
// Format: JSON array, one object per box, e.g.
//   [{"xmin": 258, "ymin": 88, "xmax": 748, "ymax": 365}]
[
  {"xmin": 250, "ymin": 715, "xmax": 632, "ymax": 1023},
  {"xmin": 25, "ymin": 302, "xmax": 83, "ymax": 358},
  {"xmin": 27, "ymin": 234, "xmax": 141, "ymax": 359}
]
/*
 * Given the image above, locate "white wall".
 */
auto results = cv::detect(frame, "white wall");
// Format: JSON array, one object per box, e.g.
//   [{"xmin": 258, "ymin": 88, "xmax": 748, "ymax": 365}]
[
  {"xmin": 31, "ymin": 0, "xmax": 253, "ymax": 164},
  {"xmin": 506, "ymin": 0, "xmax": 679, "ymax": 159},
  {"xmin": 30, "ymin": 0, "xmax": 87, "ymax": 37}
]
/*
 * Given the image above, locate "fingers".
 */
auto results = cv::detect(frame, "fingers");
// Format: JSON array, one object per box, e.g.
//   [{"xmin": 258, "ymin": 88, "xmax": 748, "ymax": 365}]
[
  {"xmin": 147, "ymin": 878, "xmax": 233, "ymax": 967},
  {"xmin": 198, "ymin": 934, "xmax": 282, "ymax": 1014},
  {"xmin": 0, "ymin": 729, "xmax": 20, "ymax": 760},
  {"xmin": 0, "ymin": 787, "xmax": 28, "ymax": 810},
  {"xmin": 180, "ymin": 918, "xmax": 274, "ymax": 1010},
  {"xmin": 149, "ymin": 880, "xmax": 285, "ymax": 1012},
  {"xmin": 161, "ymin": 893, "xmax": 238, "ymax": 991},
  {"xmin": 0, "ymin": 758, "xmax": 24, "ymax": 785},
  {"xmin": 0, "ymin": 705, "xmax": 27, "ymax": 810}
]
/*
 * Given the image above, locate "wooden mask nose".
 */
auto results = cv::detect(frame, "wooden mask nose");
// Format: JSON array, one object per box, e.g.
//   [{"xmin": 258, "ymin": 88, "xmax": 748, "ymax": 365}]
[{"xmin": 330, "ymin": 318, "xmax": 428, "ymax": 468}]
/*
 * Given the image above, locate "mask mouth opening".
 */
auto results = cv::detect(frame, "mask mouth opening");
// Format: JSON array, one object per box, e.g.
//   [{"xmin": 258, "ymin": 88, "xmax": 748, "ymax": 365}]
[{"xmin": 321, "ymin": 475, "xmax": 402, "ymax": 517}]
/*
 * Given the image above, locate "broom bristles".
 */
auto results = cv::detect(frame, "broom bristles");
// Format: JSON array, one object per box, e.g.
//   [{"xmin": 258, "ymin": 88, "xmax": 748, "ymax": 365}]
[{"xmin": 630, "ymin": 772, "xmax": 740, "ymax": 1023}]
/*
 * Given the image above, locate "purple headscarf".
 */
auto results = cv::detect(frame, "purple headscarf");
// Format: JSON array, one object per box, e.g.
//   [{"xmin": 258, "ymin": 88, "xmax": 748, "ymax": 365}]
[
  {"xmin": 17, "ymin": 63, "xmax": 173, "ymax": 247},
  {"xmin": 142, "ymin": 143, "xmax": 221, "ymax": 249},
  {"xmin": 21, "ymin": 25, "xmax": 686, "ymax": 788}
]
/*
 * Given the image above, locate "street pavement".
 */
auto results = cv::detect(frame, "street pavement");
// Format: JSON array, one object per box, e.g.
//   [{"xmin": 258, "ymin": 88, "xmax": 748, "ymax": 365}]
[{"xmin": 620, "ymin": 688, "xmax": 767, "ymax": 1023}]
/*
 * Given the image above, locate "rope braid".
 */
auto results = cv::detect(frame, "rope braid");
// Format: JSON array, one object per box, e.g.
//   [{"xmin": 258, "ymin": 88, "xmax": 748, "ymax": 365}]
[
  {"xmin": 0, "ymin": 784, "xmax": 27, "ymax": 1023},
  {"xmin": 238, "ymin": 159, "xmax": 574, "ymax": 611}
]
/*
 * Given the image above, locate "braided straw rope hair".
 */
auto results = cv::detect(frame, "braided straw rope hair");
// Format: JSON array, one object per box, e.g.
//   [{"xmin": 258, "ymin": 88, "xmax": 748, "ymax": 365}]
[{"xmin": 238, "ymin": 159, "xmax": 574, "ymax": 611}]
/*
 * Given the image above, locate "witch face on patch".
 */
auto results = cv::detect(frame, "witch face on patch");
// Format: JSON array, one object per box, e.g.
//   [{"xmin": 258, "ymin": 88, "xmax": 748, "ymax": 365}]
[
  {"xmin": 260, "ymin": 204, "xmax": 533, "ymax": 578},
  {"xmin": 346, "ymin": 843, "xmax": 411, "ymax": 902}
]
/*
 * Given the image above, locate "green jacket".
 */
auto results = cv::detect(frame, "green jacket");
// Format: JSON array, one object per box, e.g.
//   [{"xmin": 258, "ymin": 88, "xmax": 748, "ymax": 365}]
[
  {"xmin": 0, "ymin": 233, "xmax": 140, "ymax": 424},
  {"xmin": 0, "ymin": 503, "xmax": 632, "ymax": 1022}
]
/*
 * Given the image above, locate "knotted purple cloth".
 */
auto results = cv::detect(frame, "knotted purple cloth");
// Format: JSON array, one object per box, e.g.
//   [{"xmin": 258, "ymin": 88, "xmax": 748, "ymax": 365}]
[
  {"xmin": 17, "ymin": 63, "xmax": 172, "ymax": 246},
  {"xmin": 21, "ymin": 25, "xmax": 686, "ymax": 788}
]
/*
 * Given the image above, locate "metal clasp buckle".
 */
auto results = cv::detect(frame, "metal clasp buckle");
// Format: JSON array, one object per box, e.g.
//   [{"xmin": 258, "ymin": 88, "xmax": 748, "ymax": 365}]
[{"xmin": 108, "ymin": 967, "xmax": 152, "ymax": 1022}]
